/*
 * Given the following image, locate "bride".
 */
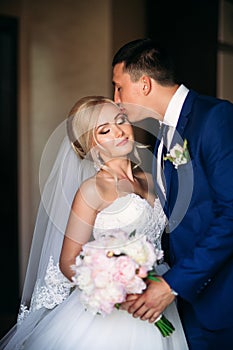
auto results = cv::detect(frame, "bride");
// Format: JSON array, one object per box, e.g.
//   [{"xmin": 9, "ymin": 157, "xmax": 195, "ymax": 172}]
[{"xmin": 0, "ymin": 96, "xmax": 188, "ymax": 349}]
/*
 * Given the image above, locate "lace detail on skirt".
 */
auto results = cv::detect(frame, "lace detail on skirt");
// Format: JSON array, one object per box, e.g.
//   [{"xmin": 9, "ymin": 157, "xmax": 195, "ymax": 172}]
[{"xmin": 17, "ymin": 256, "xmax": 72, "ymax": 324}]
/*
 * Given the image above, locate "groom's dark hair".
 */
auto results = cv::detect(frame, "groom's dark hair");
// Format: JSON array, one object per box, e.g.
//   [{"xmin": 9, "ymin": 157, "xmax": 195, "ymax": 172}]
[{"xmin": 112, "ymin": 38, "xmax": 177, "ymax": 86}]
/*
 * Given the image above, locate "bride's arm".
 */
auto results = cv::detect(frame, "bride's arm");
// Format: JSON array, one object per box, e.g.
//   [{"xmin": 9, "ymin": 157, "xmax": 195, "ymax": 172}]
[
  {"xmin": 59, "ymin": 236, "xmax": 83, "ymax": 281},
  {"xmin": 59, "ymin": 180, "xmax": 99, "ymax": 281}
]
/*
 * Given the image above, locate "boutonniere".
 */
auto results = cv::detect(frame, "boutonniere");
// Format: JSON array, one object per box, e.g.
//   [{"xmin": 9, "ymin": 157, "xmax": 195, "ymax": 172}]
[{"xmin": 164, "ymin": 139, "xmax": 190, "ymax": 169}]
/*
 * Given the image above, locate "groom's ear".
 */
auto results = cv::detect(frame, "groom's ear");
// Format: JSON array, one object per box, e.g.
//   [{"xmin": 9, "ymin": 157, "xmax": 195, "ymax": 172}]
[{"xmin": 140, "ymin": 75, "xmax": 151, "ymax": 96}]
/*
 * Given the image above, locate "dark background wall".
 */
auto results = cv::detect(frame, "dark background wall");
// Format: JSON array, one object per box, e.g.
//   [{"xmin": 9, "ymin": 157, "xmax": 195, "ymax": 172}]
[{"xmin": 146, "ymin": 0, "xmax": 219, "ymax": 96}]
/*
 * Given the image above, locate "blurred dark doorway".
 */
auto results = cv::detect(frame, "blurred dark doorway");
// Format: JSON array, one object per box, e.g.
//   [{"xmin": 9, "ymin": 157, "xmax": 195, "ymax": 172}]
[
  {"xmin": 146, "ymin": 0, "xmax": 219, "ymax": 96},
  {"xmin": 0, "ymin": 15, "xmax": 19, "ymax": 337}
]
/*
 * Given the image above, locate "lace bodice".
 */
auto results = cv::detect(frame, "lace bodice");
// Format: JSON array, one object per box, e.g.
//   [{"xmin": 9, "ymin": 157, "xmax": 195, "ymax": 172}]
[
  {"xmin": 94, "ymin": 193, "xmax": 166, "ymax": 250},
  {"xmin": 18, "ymin": 194, "xmax": 166, "ymax": 324}
]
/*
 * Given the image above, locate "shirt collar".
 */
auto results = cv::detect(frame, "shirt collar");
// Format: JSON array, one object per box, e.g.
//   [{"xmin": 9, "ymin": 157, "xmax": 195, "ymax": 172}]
[{"xmin": 163, "ymin": 84, "xmax": 189, "ymax": 127}]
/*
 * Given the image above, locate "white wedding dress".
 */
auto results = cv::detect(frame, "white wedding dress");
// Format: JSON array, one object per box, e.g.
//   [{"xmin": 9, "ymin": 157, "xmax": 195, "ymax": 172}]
[{"xmin": 7, "ymin": 193, "xmax": 188, "ymax": 350}]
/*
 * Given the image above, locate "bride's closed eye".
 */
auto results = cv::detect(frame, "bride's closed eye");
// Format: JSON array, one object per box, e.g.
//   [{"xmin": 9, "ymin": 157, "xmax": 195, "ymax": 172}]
[
  {"xmin": 97, "ymin": 114, "xmax": 129, "ymax": 135},
  {"xmin": 99, "ymin": 128, "xmax": 110, "ymax": 135},
  {"xmin": 115, "ymin": 113, "xmax": 129, "ymax": 125},
  {"xmin": 96, "ymin": 122, "xmax": 111, "ymax": 135}
]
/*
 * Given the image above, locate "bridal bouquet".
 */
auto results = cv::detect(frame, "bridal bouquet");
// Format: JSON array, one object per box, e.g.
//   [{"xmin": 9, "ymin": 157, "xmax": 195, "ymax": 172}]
[{"xmin": 72, "ymin": 230, "xmax": 175, "ymax": 337}]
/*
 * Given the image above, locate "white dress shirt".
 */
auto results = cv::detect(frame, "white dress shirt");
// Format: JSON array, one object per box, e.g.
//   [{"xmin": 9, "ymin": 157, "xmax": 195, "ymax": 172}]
[{"xmin": 156, "ymin": 84, "xmax": 189, "ymax": 196}]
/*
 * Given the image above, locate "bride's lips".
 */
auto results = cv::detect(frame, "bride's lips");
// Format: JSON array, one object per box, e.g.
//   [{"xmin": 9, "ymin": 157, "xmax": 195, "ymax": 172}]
[{"xmin": 116, "ymin": 138, "xmax": 129, "ymax": 147}]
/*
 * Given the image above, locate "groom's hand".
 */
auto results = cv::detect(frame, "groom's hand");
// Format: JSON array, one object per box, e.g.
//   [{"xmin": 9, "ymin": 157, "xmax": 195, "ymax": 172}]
[{"xmin": 127, "ymin": 277, "xmax": 175, "ymax": 323}]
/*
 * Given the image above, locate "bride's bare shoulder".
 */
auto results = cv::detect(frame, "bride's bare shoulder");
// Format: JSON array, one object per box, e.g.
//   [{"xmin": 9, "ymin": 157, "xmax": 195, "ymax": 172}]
[
  {"xmin": 76, "ymin": 174, "xmax": 116, "ymax": 211},
  {"xmin": 73, "ymin": 176, "xmax": 101, "ymax": 211}
]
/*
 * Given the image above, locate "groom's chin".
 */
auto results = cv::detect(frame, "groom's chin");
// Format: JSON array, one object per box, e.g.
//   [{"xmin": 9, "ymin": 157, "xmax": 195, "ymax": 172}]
[{"xmin": 120, "ymin": 102, "xmax": 162, "ymax": 123}]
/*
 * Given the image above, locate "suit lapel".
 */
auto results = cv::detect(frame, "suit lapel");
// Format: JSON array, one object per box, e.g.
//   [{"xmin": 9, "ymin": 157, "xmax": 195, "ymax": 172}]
[{"xmin": 164, "ymin": 90, "xmax": 197, "ymax": 206}]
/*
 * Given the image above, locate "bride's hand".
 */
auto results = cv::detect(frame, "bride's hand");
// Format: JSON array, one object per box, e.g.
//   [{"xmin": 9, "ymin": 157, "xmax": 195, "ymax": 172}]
[{"xmin": 118, "ymin": 294, "xmax": 140, "ymax": 311}]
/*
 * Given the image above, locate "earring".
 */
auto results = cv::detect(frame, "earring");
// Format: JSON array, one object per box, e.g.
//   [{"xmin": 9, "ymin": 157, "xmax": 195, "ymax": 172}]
[
  {"xmin": 92, "ymin": 150, "xmax": 103, "ymax": 172},
  {"xmin": 133, "ymin": 144, "xmax": 142, "ymax": 169},
  {"xmin": 94, "ymin": 161, "xmax": 101, "ymax": 172}
]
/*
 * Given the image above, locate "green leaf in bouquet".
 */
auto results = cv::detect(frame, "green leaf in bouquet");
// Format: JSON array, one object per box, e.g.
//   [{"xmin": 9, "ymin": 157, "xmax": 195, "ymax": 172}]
[{"xmin": 129, "ymin": 229, "xmax": 136, "ymax": 238}]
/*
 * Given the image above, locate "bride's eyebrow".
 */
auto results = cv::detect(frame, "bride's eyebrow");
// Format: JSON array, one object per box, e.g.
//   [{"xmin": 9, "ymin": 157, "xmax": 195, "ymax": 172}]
[{"xmin": 96, "ymin": 122, "xmax": 110, "ymax": 130}]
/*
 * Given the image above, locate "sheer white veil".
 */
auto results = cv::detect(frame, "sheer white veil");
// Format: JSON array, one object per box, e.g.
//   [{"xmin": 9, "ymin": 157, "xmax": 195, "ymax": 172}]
[
  {"xmin": 0, "ymin": 119, "xmax": 96, "ymax": 349},
  {"xmin": 21, "ymin": 120, "xmax": 96, "ymax": 305}
]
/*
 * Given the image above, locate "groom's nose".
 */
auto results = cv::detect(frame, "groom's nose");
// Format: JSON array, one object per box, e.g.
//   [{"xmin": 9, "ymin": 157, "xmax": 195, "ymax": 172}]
[{"xmin": 113, "ymin": 89, "xmax": 121, "ymax": 104}]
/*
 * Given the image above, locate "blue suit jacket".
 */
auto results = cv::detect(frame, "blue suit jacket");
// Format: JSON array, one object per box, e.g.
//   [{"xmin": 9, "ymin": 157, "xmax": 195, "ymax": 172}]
[{"xmin": 155, "ymin": 90, "xmax": 233, "ymax": 330}]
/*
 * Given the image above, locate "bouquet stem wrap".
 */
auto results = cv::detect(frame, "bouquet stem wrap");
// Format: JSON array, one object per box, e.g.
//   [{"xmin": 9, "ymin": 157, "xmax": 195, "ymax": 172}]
[{"xmin": 147, "ymin": 272, "xmax": 175, "ymax": 337}]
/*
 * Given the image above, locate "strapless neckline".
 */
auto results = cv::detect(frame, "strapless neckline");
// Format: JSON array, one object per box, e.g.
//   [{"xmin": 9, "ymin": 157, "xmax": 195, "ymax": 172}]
[
  {"xmin": 99, "ymin": 192, "xmax": 155, "ymax": 214},
  {"xmin": 93, "ymin": 193, "xmax": 166, "ymax": 250}
]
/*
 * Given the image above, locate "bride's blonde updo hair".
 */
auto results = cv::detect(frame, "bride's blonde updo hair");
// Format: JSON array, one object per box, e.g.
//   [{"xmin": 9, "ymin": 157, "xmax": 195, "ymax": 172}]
[{"xmin": 67, "ymin": 96, "xmax": 118, "ymax": 161}]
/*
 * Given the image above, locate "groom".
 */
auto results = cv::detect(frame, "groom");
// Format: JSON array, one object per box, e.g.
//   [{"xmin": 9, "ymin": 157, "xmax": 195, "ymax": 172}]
[{"xmin": 112, "ymin": 38, "xmax": 233, "ymax": 350}]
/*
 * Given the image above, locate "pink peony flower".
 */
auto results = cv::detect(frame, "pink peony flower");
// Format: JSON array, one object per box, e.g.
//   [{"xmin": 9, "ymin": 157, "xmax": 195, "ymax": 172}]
[
  {"xmin": 113, "ymin": 256, "xmax": 137, "ymax": 285},
  {"xmin": 137, "ymin": 266, "xmax": 148, "ymax": 278},
  {"xmin": 125, "ymin": 275, "xmax": 147, "ymax": 294}
]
